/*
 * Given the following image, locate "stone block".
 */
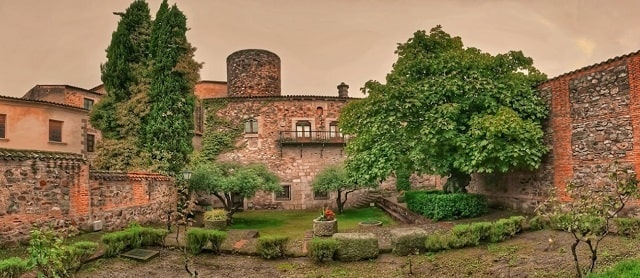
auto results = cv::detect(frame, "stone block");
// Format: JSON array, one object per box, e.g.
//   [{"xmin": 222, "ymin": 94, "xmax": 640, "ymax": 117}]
[
  {"xmin": 332, "ymin": 232, "xmax": 378, "ymax": 261},
  {"xmin": 390, "ymin": 227, "xmax": 428, "ymax": 256}
]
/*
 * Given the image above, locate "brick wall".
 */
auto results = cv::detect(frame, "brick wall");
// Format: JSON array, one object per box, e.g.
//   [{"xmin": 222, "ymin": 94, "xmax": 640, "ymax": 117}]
[
  {"xmin": 0, "ymin": 151, "xmax": 175, "ymax": 244},
  {"xmin": 470, "ymin": 51, "xmax": 640, "ymax": 212}
]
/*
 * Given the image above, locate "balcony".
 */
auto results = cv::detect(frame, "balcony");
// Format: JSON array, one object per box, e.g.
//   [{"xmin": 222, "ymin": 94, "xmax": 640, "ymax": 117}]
[{"xmin": 278, "ymin": 131, "xmax": 348, "ymax": 145}]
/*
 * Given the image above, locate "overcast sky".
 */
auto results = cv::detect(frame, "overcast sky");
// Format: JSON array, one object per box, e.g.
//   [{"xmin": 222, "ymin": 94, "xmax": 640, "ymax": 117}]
[{"xmin": 0, "ymin": 0, "xmax": 639, "ymax": 98}]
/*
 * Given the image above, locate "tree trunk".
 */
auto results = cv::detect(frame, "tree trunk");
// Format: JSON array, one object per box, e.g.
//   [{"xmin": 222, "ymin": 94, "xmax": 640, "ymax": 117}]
[
  {"xmin": 336, "ymin": 189, "xmax": 344, "ymax": 214},
  {"xmin": 443, "ymin": 169, "xmax": 471, "ymax": 193},
  {"xmin": 571, "ymin": 239, "xmax": 582, "ymax": 278}
]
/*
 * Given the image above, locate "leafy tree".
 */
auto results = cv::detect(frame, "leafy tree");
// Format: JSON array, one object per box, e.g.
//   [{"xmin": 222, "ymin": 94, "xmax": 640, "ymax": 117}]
[
  {"xmin": 311, "ymin": 164, "xmax": 376, "ymax": 214},
  {"xmin": 537, "ymin": 163, "xmax": 639, "ymax": 277},
  {"xmin": 340, "ymin": 25, "xmax": 548, "ymax": 192},
  {"xmin": 188, "ymin": 162, "xmax": 281, "ymax": 223},
  {"xmin": 141, "ymin": 0, "xmax": 201, "ymax": 175}
]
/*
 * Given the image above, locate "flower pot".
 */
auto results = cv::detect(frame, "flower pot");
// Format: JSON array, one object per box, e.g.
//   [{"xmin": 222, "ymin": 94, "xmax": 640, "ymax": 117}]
[
  {"xmin": 313, "ymin": 218, "xmax": 338, "ymax": 237},
  {"xmin": 204, "ymin": 219, "xmax": 227, "ymax": 230}
]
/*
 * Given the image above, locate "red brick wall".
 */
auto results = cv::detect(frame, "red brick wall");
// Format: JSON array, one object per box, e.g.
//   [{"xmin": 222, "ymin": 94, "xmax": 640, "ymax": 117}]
[{"xmin": 195, "ymin": 81, "xmax": 228, "ymax": 99}]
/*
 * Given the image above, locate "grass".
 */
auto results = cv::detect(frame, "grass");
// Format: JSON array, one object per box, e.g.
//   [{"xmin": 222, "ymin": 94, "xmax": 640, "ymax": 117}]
[
  {"xmin": 587, "ymin": 259, "xmax": 640, "ymax": 278},
  {"xmin": 231, "ymin": 207, "xmax": 397, "ymax": 239}
]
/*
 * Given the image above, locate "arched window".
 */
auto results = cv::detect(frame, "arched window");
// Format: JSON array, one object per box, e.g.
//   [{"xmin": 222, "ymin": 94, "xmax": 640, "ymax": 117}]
[
  {"xmin": 296, "ymin": 120, "xmax": 311, "ymax": 138},
  {"xmin": 329, "ymin": 121, "xmax": 340, "ymax": 138},
  {"xmin": 316, "ymin": 106, "xmax": 324, "ymax": 116},
  {"xmin": 244, "ymin": 118, "xmax": 258, "ymax": 134}
]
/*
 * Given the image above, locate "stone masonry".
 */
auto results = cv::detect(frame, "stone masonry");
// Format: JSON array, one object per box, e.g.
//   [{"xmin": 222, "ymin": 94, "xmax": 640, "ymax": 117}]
[{"xmin": 469, "ymin": 51, "xmax": 640, "ymax": 212}]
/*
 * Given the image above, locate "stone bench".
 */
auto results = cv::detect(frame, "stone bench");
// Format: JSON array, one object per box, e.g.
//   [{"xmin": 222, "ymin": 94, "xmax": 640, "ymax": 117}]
[{"xmin": 332, "ymin": 232, "xmax": 379, "ymax": 261}]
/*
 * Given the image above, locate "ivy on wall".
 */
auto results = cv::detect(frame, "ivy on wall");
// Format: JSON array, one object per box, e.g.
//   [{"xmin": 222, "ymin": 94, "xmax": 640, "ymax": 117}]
[{"xmin": 199, "ymin": 99, "xmax": 243, "ymax": 161}]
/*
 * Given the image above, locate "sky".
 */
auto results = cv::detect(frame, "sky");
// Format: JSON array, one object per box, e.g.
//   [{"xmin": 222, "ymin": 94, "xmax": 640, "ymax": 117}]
[{"xmin": 0, "ymin": 0, "xmax": 639, "ymax": 98}]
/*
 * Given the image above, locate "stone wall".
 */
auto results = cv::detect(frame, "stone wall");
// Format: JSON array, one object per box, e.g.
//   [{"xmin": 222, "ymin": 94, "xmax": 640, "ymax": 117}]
[
  {"xmin": 470, "ymin": 51, "xmax": 640, "ymax": 212},
  {"xmin": 0, "ymin": 149, "xmax": 175, "ymax": 244},
  {"xmin": 210, "ymin": 96, "xmax": 353, "ymax": 210},
  {"xmin": 226, "ymin": 49, "xmax": 281, "ymax": 97}
]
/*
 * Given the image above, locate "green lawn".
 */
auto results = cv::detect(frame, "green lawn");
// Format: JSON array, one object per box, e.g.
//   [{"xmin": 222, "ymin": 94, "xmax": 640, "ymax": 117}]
[{"xmin": 231, "ymin": 207, "xmax": 397, "ymax": 239}]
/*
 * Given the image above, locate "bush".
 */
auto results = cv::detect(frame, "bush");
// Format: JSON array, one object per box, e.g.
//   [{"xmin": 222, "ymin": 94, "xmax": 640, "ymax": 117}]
[
  {"xmin": 257, "ymin": 236, "xmax": 289, "ymax": 259},
  {"xmin": 425, "ymin": 216, "xmax": 526, "ymax": 252},
  {"xmin": 489, "ymin": 216, "xmax": 525, "ymax": 243},
  {"xmin": 528, "ymin": 215, "xmax": 548, "ymax": 231},
  {"xmin": 64, "ymin": 241, "xmax": 98, "ymax": 272},
  {"xmin": 204, "ymin": 209, "xmax": 227, "ymax": 221},
  {"xmin": 186, "ymin": 228, "xmax": 227, "ymax": 255},
  {"xmin": 0, "ymin": 257, "xmax": 31, "ymax": 278},
  {"xmin": 587, "ymin": 258, "xmax": 640, "ymax": 278},
  {"xmin": 548, "ymin": 214, "xmax": 607, "ymax": 237},
  {"xmin": 405, "ymin": 190, "xmax": 488, "ymax": 221},
  {"xmin": 101, "ymin": 224, "xmax": 168, "ymax": 257},
  {"xmin": 424, "ymin": 232, "xmax": 453, "ymax": 252},
  {"xmin": 308, "ymin": 238, "xmax": 339, "ymax": 262},
  {"xmin": 614, "ymin": 218, "xmax": 640, "ymax": 239}
]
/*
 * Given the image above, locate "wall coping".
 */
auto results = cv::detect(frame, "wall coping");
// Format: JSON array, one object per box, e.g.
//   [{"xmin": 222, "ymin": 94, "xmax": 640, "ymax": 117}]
[
  {"xmin": 0, "ymin": 148, "xmax": 86, "ymax": 162},
  {"xmin": 90, "ymin": 170, "xmax": 173, "ymax": 181}
]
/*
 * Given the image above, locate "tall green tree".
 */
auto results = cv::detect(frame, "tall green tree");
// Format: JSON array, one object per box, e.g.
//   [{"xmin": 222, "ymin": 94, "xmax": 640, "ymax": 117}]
[
  {"xmin": 340, "ymin": 26, "xmax": 548, "ymax": 192},
  {"xmin": 141, "ymin": 1, "xmax": 201, "ymax": 175},
  {"xmin": 90, "ymin": 0, "xmax": 151, "ymax": 140}
]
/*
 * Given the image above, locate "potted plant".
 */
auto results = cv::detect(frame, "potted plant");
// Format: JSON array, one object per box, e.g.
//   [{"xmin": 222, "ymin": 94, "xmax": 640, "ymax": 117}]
[
  {"xmin": 313, "ymin": 207, "xmax": 338, "ymax": 237},
  {"xmin": 204, "ymin": 209, "xmax": 228, "ymax": 230}
]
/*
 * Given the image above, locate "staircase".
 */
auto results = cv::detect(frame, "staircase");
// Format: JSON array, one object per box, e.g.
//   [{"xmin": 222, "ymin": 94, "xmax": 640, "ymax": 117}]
[{"xmin": 350, "ymin": 190, "xmax": 383, "ymax": 208}]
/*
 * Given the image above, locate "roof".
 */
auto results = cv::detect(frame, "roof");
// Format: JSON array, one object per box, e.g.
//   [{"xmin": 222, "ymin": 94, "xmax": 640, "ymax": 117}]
[
  {"xmin": 89, "ymin": 170, "xmax": 172, "ymax": 181},
  {"xmin": 0, "ymin": 95, "xmax": 89, "ymax": 112},
  {"xmin": 88, "ymin": 84, "xmax": 105, "ymax": 93},
  {"xmin": 0, "ymin": 148, "xmax": 85, "ymax": 162},
  {"xmin": 27, "ymin": 84, "xmax": 104, "ymax": 96},
  {"xmin": 541, "ymin": 49, "xmax": 640, "ymax": 85},
  {"xmin": 207, "ymin": 94, "xmax": 358, "ymax": 102}
]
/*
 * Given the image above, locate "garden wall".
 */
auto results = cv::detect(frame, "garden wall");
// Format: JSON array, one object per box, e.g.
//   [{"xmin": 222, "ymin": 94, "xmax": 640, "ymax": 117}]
[
  {"xmin": 469, "ymin": 51, "xmax": 640, "ymax": 213},
  {"xmin": 0, "ymin": 149, "xmax": 175, "ymax": 244}
]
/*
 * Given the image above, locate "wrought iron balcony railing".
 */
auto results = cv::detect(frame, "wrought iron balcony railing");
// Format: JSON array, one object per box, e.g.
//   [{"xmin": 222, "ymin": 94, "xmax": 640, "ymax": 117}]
[{"xmin": 278, "ymin": 130, "xmax": 348, "ymax": 145}]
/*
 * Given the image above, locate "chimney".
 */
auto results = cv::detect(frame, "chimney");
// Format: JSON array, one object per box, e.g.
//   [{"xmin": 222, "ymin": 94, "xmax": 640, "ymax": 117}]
[{"xmin": 337, "ymin": 82, "xmax": 349, "ymax": 98}]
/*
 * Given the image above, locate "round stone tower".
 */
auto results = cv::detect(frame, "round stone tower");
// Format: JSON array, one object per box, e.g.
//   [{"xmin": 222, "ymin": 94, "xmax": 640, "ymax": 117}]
[{"xmin": 226, "ymin": 49, "xmax": 281, "ymax": 97}]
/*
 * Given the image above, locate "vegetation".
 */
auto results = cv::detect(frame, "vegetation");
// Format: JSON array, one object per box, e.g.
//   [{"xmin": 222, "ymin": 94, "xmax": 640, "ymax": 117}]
[
  {"xmin": 257, "ymin": 236, "xmax": 290, "ymax": 259},
  {"xmin": 308, "ymin": 238, "xmax": 339, "ymax": 262},
  {"xmin": 405, "ymin": 190, "xmax": 488, "ymax": 221},
  {"xmin": 587, "ymin": 259, "xmax": 640, "ymax": 278},
  {"xmin": 91, "ymin": 0, "xmax": 199, "ymax": 174},
  {"xmin": 537, "ymin": 163, "xmax": 640, "ymax": 277},
  {"xmin": 141, "ymin": 0, "xmax": 201, "ymax": 175},
  {"xmin": 101, "ymin": 224, "xmax": 167, "ymax": 257},
  {"xmin": 188, "ymin": 162, "xmax": 280, "ymax": 223},
  {"xmin": 424, "ymin": 216, "xmax": 525, "ymax": 252},
  {"xmin": 186, "ymin": 228, "xmax": 226, "ymax": 255},
  {"xmin": 233, "ymin": 207, "xmax": 396, "ymax": 239},
  {"xmin": 311, "ymin": 164, "xmax": 377, "ymax": 214},
  {"xmin": 0, "ymin": 257, "xmax": 30, "ymax": 278},
  {"xmin": 27, "ymin": 228, "xmax": 98, "ymax": 278},
  {"xmin": 613, "ymin": 217, "xmax": 640, "ymax": 239},
  {"xmin": 339, "ymin": 25, "xmax": 547, "ymax": 193}
]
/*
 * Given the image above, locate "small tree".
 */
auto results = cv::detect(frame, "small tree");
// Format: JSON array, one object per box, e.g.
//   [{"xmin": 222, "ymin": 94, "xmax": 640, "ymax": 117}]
[
  {"xmin": 537, "ymin": 163, "xmax": 639, "ymax": 277},
  {"xmin": 188, "ymin": 162, "xmax": 280, "ymax": 223},
  {"xmin": 312, "ymin": 164, "xmax": 377, "ymax": 214}
]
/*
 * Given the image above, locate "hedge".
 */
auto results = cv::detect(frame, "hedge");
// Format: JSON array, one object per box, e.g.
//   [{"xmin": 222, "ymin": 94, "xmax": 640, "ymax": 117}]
[
  {"xmin": 101, "ymin": 224, "xmax": 168, "ymax": 257},
  {"xmin": 186, "ymin": 228, "xmax": 227, "ymax": 255},
  {"xmin": 405, "ymin": 190, "xmax": 488, "ymax": 221}
]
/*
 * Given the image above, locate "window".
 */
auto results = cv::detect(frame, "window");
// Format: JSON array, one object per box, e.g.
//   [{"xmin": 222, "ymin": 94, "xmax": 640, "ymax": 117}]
[
  {"xmin": 244, "ymin": 118, "xmax": 258, "ymax": 134},
  {"xmin": 275, "ymin": 185, "xmax": 291, "ymax": 201},
  {"xmin": 329, "ymin": 121, "xmax": 340, "ymax": 138},
  {"xmin": 83, "ymin": 98, "xmax": 94, "ymax": 110},
  {"xmin": 295, "ymin": 121, "xmax": 311, "ymax": 138},
  {"xmin": 86, "ymin": 134, "xmax": 95, "ymax": 152},
  {"xmin": 314, "ymin": 190, "xmax": 329, "ymax": 200},
  {"xmin": 49, "ymin": 120, "xmax": 63, "ymax": 142},
  {"xmin": 0, "ymin": 114, "xmax": 5, "ymax": 139}
]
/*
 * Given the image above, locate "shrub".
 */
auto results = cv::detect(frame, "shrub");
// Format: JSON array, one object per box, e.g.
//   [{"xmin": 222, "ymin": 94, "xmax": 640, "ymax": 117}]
[
  {"xmin": 101, "ymin": 225, "xmax": 168, "ymax": 257},
  {"xmin": 424, "ymin": 232, "xmax": 453, "ymax": 252},
  {"xmin": 64, "ymin": 241, "xmax": 98, "ymax": 272},
  {"xmin": 308, "ymin": 238, "xmax": 339, "ymax": 262},
  {"xmin": 528, "ymin": 215, "xmax": 548, "ymax": 231},
  {"xmin": 186, "ymin": 228, "xmax": 227, "ymax": 255},
  {"xmin": 0, "ymin": 257, "xmax": 31, "ymax": 278},
  {"xmin": 257, "ymin": 236, "xmax": 289, "ymax": 259},
  {"xmin": 204, "ymin": 209, "xmax": 228, "ymax": 221},
  {"xmin": 489, "ymin": 216, "xmax": 525, "ymax": 243},
  {"xmin": 405, "ymin": 190, "xmax": 488, "ymax": 221},
  {"xmin": 614, "ymin": 218, "xmax": 640, "ymax": 239}
]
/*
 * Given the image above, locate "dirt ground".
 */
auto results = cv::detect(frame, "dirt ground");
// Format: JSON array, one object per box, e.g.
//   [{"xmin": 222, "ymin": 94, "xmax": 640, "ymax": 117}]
[{"xmin": 76, "ymin": 225, "xmax": 640, "ymax": 278}]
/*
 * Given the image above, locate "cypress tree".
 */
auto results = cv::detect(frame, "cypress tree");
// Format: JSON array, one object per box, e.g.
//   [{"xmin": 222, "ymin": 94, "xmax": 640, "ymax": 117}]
[
  {"xmin": 90, "ymin": 0, "xmax": 151, "ymax": 140},
  {"xmin": 142, "ymin": 0, "xmax": 201, "ymax": 174}
]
